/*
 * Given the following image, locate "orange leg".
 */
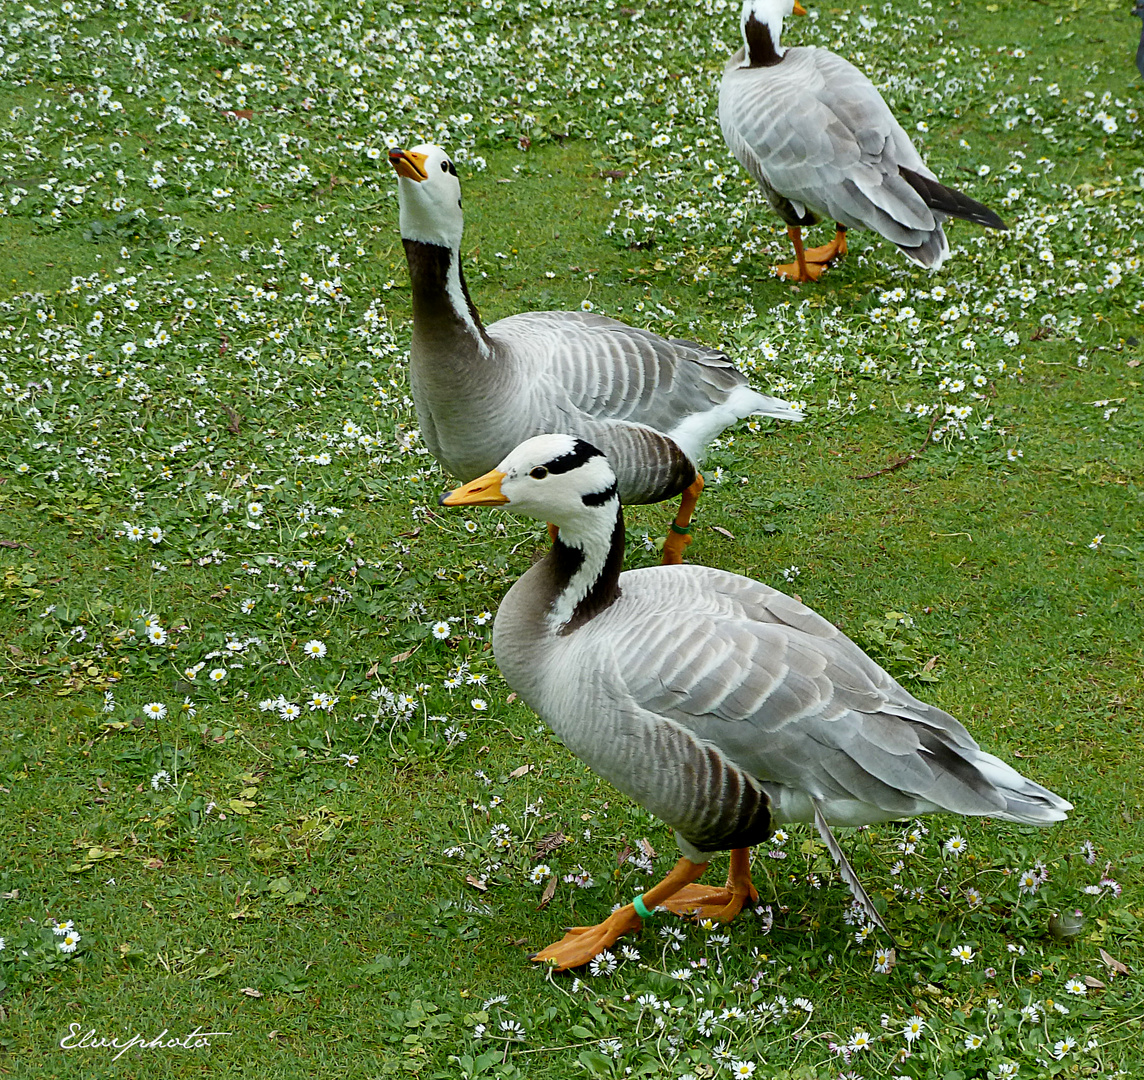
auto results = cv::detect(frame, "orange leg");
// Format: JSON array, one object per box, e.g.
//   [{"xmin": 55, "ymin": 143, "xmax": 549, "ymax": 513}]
[
  {"xmin": 774, "ymin": 226, "xmax": 825, "ymax": 283},
  {"xmin": 661, "ymin": 473, "xmax": 704, "ymax": 566},
  {"xmin": 532, "ymin": 856, "xmax": 710, "ymax": 971},
  {"xmin": 803, "ymin": 224, "xmax": 848, "ymax": 265},
  {"xmin": 547, "ymin": 522, "xmax": 559, "ymax": 543},
  {"xmin": 658, "ymin": 847, "xmax": 759, "ymax": 923}
]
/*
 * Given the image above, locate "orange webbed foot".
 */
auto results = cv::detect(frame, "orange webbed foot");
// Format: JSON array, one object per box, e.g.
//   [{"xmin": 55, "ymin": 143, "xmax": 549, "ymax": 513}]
[
  {"xmin": 773, "ymin": 260, "xmax": 826, "ymax": 283},
  {"xmin": 802, "ymin": 228, "xmax": 848, "ymax": 265},
  {"xmin": 531, "ymin": 905, "xmax": 643, "ymax": 971},
  {"xmin": 660, "ymin": 849, "xmax": 758, "ymax": 923},
  {"xmin": 661, "ymin": 474, "xmax": 704, "ymax": 565},
  {"xmin": 658, "ymin": 882, "xmax": 758, "ymax": 923},
  {"xmin": 530, "ymin": 856, "xmax": 711, "ymax": 971}
]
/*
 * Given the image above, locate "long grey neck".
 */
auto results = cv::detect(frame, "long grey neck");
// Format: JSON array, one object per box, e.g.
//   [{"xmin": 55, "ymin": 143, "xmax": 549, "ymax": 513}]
[
  {"xmin": 491, "ymin": 499, "xmax": 624, "ymax": 711},
  {"xmin": 403, "ymin": 238, "xmax": 491, "ymax": 355}
]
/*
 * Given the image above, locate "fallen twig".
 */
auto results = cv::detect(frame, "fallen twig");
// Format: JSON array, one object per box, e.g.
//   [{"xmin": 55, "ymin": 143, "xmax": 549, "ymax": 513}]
[{"xmin": 852, "ymin": 413, "xmax": 939, "ymax": 479}]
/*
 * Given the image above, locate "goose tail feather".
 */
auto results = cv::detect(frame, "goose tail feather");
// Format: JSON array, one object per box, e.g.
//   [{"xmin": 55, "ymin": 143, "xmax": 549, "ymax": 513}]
[
  {"xmin": 749, "ymin": 392, "xmax": 805, "ymax": 423},
  {"xmin": 899, "ymin": 166, "xmax": 1008, "ymax": 231},
  {"xmin": 897, "ymin": 227, "xmax": 950, "ymax": 270},
  {"xmin": 970, "ymin": 751, "xmax": 1073, "ymax": 824}
]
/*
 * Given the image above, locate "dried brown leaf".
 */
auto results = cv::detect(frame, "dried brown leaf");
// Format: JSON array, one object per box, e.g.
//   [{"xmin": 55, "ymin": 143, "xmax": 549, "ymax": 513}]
[{"xmin": 1099, "ymin": 948, "xmax": 1130, "ymax": 975}]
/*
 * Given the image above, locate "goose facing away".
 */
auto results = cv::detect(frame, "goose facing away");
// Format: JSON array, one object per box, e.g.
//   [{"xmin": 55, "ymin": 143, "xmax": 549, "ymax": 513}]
[
  {"xmin": 719, "ymin": 0, "xmax": 1007, "ymax": 282},
  {"xmin": 1136, "ymin": 1, "xmax": 1144, "ymax": 80},
  {"xmin": 390, "ymin": 143, "xmax": 802, "ymax": 563},
  {"xmin": 441, "ymin": 434, "xmax": 1071, "ymax": 970}
]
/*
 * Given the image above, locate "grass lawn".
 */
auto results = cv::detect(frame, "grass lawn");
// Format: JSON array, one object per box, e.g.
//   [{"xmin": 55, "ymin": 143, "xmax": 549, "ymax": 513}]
[{"xmin": 0, "ymin": 0, "xmax": 1142, "ymax": 1076}]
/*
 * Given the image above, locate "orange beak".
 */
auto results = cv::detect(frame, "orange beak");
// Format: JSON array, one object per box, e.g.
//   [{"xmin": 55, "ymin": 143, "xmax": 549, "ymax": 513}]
[
  {"xmin": 793, "ymin": 1, "xmax": 808, "ymax": 13},
  {"xmin": 389, "ymin": 148, "xmax": 429, "ymax": 181},
  {"xmin": 439, "ymin": 469, "xmax": 509, "ymax": 507}
]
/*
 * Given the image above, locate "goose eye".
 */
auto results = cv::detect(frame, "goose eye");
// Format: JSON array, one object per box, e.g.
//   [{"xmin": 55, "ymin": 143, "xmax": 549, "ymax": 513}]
[
  {"xmin": 440, "ymin": 160, "xmax": 449, "ymax": 172},
  {"xmin": 529, "ymin": 466, "xmax": 548, "ymax": 480}
]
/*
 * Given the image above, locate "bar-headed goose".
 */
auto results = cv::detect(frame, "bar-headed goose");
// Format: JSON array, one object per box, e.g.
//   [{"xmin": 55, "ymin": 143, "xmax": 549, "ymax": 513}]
[
  {"xmin": 719, "ymin": 0, "xmax": 1007, "ymax": 282},
  {"xmin": 442, "ymin": 434, "xmax": 1071, "ymax": 970},
  {"xmin": 390, "ymin": 144, "xmax": 801, "ymax": 563}
]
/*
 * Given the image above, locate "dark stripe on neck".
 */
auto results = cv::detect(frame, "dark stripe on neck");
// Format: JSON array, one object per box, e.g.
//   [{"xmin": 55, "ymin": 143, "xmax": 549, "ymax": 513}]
[
  {"xmin": 551, "ymin": 508, "xmax": 625, "ymax": 634},
  {"xmin": 402, "ymin": 238, "xmax": 489, "ymax": 342},
  {"xmin": 546, "ymin": 440, "xmax": 604, "ymax": 475},
  {"xmin": 581, "ymin": 484, "xmax": 618, "ymax": 508},
  {"xmin": 745, "ymin": 14, "xmax": 783, "ymax": 67}
]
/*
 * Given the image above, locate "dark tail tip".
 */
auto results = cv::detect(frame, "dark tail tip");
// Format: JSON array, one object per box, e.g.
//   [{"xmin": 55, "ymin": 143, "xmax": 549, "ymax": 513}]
[{"xmin": 900, "ymin": 165, "xmax": 1008, "ymax": 231}]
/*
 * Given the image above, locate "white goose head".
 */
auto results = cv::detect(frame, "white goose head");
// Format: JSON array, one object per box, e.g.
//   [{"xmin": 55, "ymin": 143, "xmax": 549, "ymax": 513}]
[
  {"xmin": 441, "ymin": 434, "xmax": 619, "ymax": 534},
  {"xmin": 389, "ymin": 143, "xmax": 464, "ymax": 251},
  {"xmin": 441, "ymin": 435, "xmax": 624, "ymax": 631},
  {"xmin": 739, "ymin": 0, "xmax": 806, "ymax": 65}
]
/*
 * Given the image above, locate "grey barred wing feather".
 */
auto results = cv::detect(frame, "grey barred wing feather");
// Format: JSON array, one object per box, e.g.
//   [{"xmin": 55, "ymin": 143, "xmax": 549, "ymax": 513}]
[
  {"xmin": 493, "ymin": 310, "xmax": 787, "ymax": 433},
  {"xmin": 616, "ymin": 568, "xmax": 1061, "ymax": 824},
  {"xmin": 720, "ymin": 47, "xmax": 942, "ymax": 247},
  {"xmin": 489, "ymin": 311, "xmax": 800, "ymax": 502}
]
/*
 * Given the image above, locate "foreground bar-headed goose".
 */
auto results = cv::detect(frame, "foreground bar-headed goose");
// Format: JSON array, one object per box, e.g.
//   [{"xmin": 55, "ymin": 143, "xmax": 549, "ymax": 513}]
[
  {"xmin": 390, "ymin": 144, "xmax": 801, "ymax": 563},
  {"xmin": 719, "ymin": 0, "xmax": 1007, "ymax": 282},
  {"xmin": 442, "ymin": 434, "xmax": 1071, "ymax": 970}
]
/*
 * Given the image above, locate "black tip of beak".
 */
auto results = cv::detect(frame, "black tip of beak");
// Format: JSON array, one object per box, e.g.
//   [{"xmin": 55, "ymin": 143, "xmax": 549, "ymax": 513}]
[
  {"xmin": 388, "ymin": 149, "xmax": 405, "ymax": 164},
  {"xmin": 437, "ymin": 492, "xmax": 452, "ymax": 506}
]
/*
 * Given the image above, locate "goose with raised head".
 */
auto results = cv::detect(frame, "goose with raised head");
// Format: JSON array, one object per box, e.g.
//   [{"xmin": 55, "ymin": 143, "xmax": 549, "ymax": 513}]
[
  {"xmin": 719, "ymin": 0, "xmax": 1008, "ymax": 282},
  {"xmin": 390, "ymin": 143, "xmax": 802, "ymax": 563},
  {"xmin": 442, "ymin": 434, "xmax": 1071, "ymax": 970}
]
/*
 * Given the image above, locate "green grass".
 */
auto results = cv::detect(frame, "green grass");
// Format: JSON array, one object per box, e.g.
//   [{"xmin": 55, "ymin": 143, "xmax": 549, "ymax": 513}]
[{"xmin": 1, "ymin": 0, "xmax": 1143, "ymax": 1075}]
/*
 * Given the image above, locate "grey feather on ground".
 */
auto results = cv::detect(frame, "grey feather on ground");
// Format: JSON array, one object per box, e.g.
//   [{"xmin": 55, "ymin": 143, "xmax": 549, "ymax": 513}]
[{"xmin": 814, "ymin": 801, "xmax": 895, "ymax": 941}]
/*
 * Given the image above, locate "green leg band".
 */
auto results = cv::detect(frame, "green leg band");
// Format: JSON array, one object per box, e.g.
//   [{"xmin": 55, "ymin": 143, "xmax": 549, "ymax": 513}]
[
  {"xmin": 632, "ymin": 894, "xmax": 654, "ymax": 920},
  {"xmin": 669, "ymin": 523, "xmax": 692, "ymax": 536}
]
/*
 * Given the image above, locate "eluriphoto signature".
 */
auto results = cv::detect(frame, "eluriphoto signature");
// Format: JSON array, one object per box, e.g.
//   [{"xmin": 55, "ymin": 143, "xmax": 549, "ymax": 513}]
[{"xmin": 59, "ymin": 1023, "xmax": 231, "ymax": 1062}]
